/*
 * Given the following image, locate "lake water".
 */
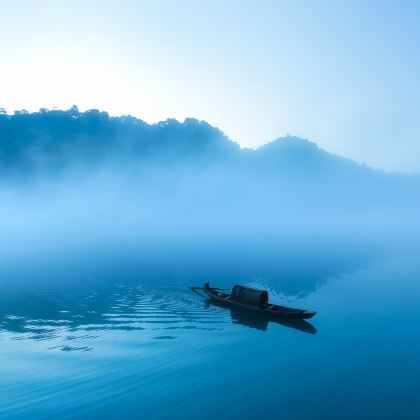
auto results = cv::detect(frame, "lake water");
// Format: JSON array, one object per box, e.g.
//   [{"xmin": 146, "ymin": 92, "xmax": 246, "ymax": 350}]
[{"xmin": 1, "ymin": 237, "xmax": 420, "ymax": 419}]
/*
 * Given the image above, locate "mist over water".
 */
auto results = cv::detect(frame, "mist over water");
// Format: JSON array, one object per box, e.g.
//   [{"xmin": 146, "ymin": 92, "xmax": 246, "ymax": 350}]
[
  {"xmin": 1, "ymin": 109, "xmax": 419, "ymax": 254},
  {"xmin": 1, "ymin": 109, "xmax": 420, "ymax": 418}
]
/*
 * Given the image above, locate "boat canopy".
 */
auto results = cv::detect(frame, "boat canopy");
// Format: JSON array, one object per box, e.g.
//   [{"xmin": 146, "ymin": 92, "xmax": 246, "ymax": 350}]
[{"xmin": 230, "ymin": 285, "xmax": 268, "ymax": 307}]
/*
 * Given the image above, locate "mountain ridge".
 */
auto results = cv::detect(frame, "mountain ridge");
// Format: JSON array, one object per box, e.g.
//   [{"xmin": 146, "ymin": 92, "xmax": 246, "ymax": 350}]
[{"xmin": 0, "ymin": 107, "xmax": 415, "ymax": 180}]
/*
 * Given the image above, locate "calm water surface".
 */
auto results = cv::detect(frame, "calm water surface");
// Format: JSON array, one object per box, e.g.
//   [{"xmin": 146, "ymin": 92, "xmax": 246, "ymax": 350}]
[{"xmin": 1, "ymin": 240, "xmax": 420, "ymax": 419}]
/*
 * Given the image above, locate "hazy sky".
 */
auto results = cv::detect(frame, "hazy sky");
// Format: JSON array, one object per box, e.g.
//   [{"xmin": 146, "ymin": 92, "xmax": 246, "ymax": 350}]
[{"xmin": 1, "ymin": 0, "xmax": 419, "ymax": 172}]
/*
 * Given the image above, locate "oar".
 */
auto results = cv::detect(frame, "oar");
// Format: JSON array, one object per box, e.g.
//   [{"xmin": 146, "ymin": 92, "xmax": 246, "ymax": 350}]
[
  {"xmin": 188, "ymin": 286, "xmax": 230, "ymax": 298},
  {"xmin": 188, "ymin": 287, "xmax": 206, "ymax": 297}
]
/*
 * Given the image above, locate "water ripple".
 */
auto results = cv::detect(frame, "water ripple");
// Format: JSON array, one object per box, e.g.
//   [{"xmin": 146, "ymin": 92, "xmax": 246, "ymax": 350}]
[{"xmin": 0, "ymin": 283, "xmax": 229, "ymax": 350}]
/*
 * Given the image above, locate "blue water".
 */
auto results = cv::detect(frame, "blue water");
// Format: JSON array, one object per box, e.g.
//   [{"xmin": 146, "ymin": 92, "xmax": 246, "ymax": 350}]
[{"xmin": 1, "ymin": 238, "xmax": 420, "ymax": 419}]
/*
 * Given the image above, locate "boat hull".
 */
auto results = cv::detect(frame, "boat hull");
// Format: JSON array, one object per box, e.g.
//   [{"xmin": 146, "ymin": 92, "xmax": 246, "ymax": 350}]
[{"xmin": 203, "ymin": 283, "xmax": 316, "ymax": 320}]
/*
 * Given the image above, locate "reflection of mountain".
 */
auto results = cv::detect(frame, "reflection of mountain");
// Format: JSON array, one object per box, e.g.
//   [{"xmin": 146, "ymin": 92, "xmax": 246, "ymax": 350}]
[{"xmin": 0, "ymin": 233, "xmax": 376, "ymax": 297}]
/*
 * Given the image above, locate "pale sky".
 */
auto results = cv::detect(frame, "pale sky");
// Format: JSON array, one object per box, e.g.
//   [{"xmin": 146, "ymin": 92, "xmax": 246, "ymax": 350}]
[{"xmin": 1, "ymin": 0, "xmax": 419, "ymax": 172}]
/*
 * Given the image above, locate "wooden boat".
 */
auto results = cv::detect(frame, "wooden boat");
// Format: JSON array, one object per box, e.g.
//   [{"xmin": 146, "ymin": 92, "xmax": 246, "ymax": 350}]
[
  {"xmin": 202, "ymin": 282, "xmax": 316, "ymax": 320},
  {"xmin": 205, "ymin": 298, "xmax": 317, "ymax": 334}
]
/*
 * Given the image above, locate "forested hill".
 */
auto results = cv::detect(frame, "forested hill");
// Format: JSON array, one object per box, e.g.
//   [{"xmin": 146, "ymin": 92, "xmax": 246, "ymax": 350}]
[
  {"xmin": 0, "ymin": 107, "xmax": 374, "ymax": 177},
  {"xmin": 0, "ymin": 107, "xmax": 239, "ymax": 172}
]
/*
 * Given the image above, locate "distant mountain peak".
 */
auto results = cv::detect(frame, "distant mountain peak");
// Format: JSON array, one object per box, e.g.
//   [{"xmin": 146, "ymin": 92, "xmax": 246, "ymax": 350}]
[{"xmin": 257, "ymin": 135, "xmax": 320, "ymax": 153}]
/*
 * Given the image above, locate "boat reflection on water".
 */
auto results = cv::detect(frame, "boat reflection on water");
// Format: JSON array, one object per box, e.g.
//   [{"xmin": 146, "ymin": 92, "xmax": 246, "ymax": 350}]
[{"xmin": 205, "ymin": 299, "xmax": 317, "ymax": 334}]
